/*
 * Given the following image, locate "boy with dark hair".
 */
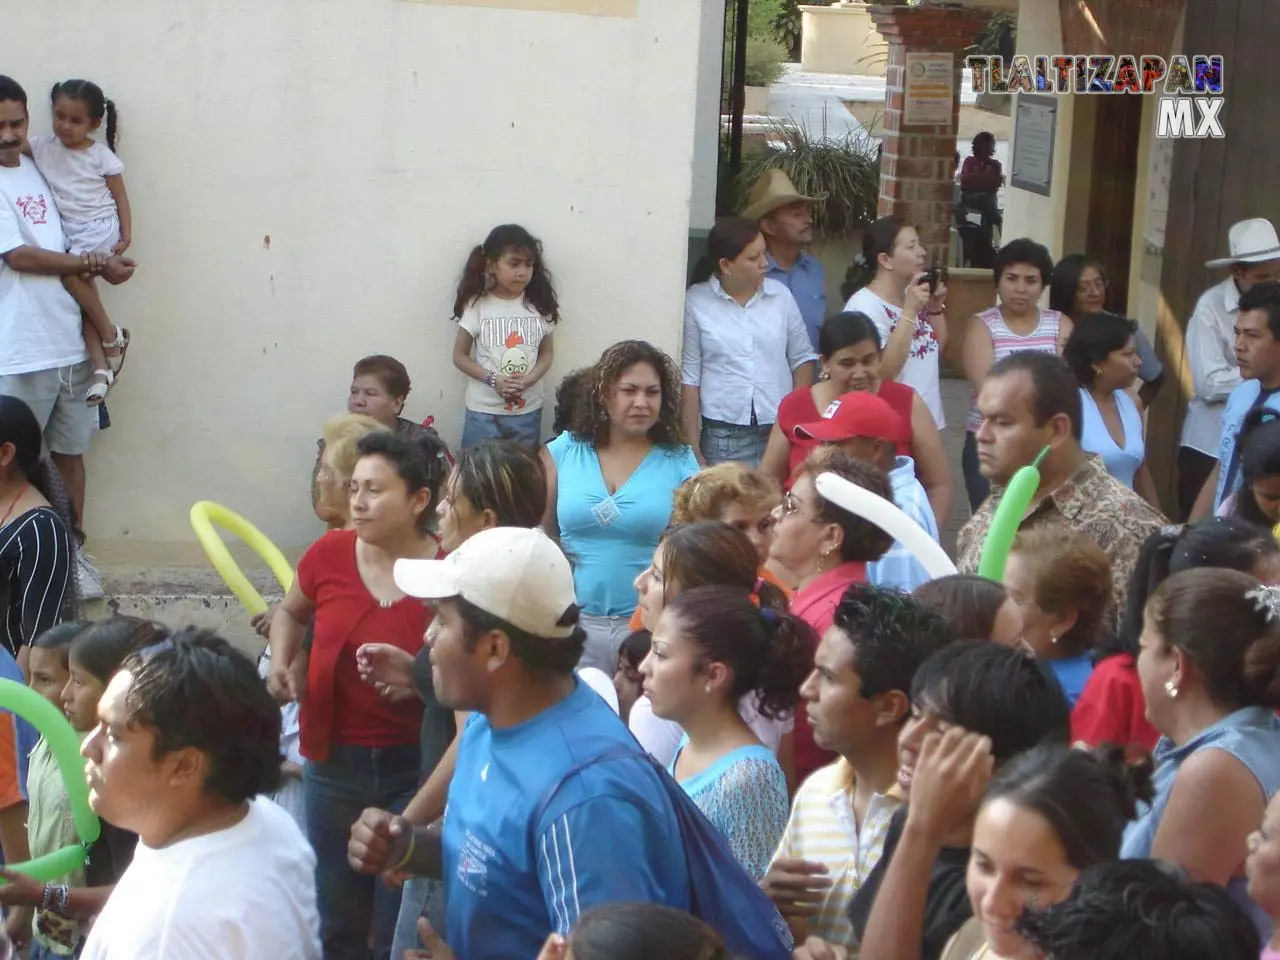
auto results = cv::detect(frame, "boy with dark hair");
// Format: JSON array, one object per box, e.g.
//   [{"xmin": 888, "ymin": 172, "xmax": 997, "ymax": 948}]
[{"xmin": 78, "ymin": 628, "xmax": 319, "ymax": 959}]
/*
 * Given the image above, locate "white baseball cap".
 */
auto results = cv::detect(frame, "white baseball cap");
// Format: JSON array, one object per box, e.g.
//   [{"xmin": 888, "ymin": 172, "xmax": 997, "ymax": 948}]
[{"xmin": 393, "ymin": 527, "xmax": 578, "ymax": 639}]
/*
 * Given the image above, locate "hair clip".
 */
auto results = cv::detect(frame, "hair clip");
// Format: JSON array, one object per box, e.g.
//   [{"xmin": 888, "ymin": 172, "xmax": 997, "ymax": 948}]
[
  {"xmin": 760, "ymin": 607, "xmax": 779, "ymax": 625},
  {"xmin": 138, "ymin": 637, "xmax": 175, "ymax": 659},
  {"xmin": 1159, "ymin": 524, "xmax": 1183, "ymax": 538},
  {"xmin": 1247, "ymin": 585, "xmax": 1280, "ymax": 624}
]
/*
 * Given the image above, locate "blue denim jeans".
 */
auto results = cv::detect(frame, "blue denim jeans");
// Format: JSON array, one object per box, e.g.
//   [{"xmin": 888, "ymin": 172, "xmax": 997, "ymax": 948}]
[
  {"xmin": 700, "ymin": 421, "xmax": 771, "ymax": 469},
  {"xmin": 962, "ymin": 430, "xmax": 990, "ymax": 513},
  {"xmin": 30, "ymin": 941, "xmax": 79, "ymax": 960},
  {"xmin": 304, "ymin": 744, "xmax": 421, "ymax": 960},
  {"xmin": 460, "ymin": 407, "xmax": 542, "ymax": 450},
  {"xmin": 390, "ymin": 875, "xmax": 447, "ymax": 960}
]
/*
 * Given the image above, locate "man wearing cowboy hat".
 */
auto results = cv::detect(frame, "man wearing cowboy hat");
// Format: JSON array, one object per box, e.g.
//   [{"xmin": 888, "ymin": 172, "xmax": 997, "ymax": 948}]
[
  {"xmin": 744, "ymin": 169, "xmax": 828, "ymax": 351},
  {"xmin": 1178, "ymin": 218, "xmax": 1280, "ymax": 518}
]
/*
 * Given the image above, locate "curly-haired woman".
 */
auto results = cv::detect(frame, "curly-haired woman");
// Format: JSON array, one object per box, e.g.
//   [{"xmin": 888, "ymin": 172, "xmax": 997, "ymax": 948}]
[{"xmin": 542, "ymin": 340, "xmax": 699, "ymax": 671}]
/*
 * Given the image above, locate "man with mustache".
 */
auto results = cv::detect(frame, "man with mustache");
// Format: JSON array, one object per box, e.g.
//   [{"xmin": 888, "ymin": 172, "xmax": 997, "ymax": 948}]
[{"xmin": 0, "ymin": 76, "xmax": 134, "ymax": 597}]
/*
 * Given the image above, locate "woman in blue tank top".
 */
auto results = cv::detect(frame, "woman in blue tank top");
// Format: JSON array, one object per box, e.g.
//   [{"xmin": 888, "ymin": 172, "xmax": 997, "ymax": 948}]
[
  {"xmin": 1122, "ymin": 567, "xmax": 1280, "ymax": 942},
  {"xmin": 1063, "ymin": 312, "xmax": 1159, "ymax": 506}
]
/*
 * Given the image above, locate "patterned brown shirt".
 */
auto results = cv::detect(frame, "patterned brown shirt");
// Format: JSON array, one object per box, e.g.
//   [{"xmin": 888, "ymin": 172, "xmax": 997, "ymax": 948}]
[{"xmin": 957, "ymin": 454, "xmax": 1168, "ymax": 621}]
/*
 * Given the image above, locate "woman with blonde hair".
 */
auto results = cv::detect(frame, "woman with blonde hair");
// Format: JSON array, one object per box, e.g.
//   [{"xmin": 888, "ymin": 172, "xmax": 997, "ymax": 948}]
[
  {"xmin": 1000, "ymin": 528, "xmax": 1113, "ymax": 706},
  {"xmin": 314, "ymin": 413, "xmax": 393, "ymax": 529}
]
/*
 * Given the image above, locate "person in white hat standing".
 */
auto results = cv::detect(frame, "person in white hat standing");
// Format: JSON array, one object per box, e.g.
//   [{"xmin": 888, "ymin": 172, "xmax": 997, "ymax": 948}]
[
  {"xmin": 345, "ymin": 527, "xmax": 694, "ymax": 959},
  {"xmin": 1178, "ymin": 218, "xmax": 1280, "ymax": 518},
  {"xmin": 745, "ymin": 169, "xmax": 828, "ymax": 352}
]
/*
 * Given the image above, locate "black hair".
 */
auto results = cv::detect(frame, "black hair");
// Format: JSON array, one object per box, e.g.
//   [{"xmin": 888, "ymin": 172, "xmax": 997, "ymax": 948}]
[
  {"xmin": 0, "ymin": 395, "xmax": 80, "ymax": 607},
  {"xmin": 972, "ymin": 131, "xmax": 996, "ymax": 152},
  {"xmin": 552, "ymin": 367, "xmax": 593, "ymax": 437},
  {"xmin": 33, "ymin": 620, "xmax": 90, "ymax": 668},
  {"xmin": 568, "ymin": 903, "xmax": 729, "ymax": 960},
  {"xmin": 665, "ymin": 585, "xmax": 814, "ymax": 720},
  {"xmin": 1238, "ymin": 281, "xmax": 1280, "ymax": 340},
  {"xmin": 51, "ymin": 80, "xmax": 117, "ymax": 152},
  {"xmin": 1234, "ymin": 407, "xmax": 1280, "ymax": 527},
  {"xmin": 912, "ymin": 575, "xmax": 1007, "ymax": 642},
  {"xmin": 1063, "ymin": 312, "xmax": 1138, "ymax": 389},
  {"xmin": 455, "ymin": 595, "xmax": 584, "ymax": 675},
  {"xmin": 987, "ymin": 351, "xmax": 1084, "ymax": 441},
  {"xmin": 355, "ymin": 431, "xmax": 450, "ymax": 533},
  {"xmin": 692, "ymin": 216, "xmax": 763, "ymax": 284},
  {"xmin": 618, "ymin": 629, "xmax": 652, "ymax": 672},
  {"xmin": 448, "ymin": 440, "xmax": 545, "ymax": 528},
  {"xmin": 69, "ymin": 616, "xmax": 167, "ymax": 684},
  {"xmin": 910, "ymin": 641, "xmax": 1071, "ymax": 761},
  {"xmin": 842, "ymin": 216, "xmax": 909, "ymax": 300},
  {"xmin": 451, "ymin": 224, "xmax": 560, "ymax": 322},
  {"xmin": 818, "ymin": 311, "xmax": 882, "ymax": 359},
  {"xmin": 982, "ymin": 743, "xmax": 1153, "ymax": 869},
  {"xmin": 831, "ymin": 584, "xmax": 955, "ymax": 704},
  {"xmin": 1016, "ymin": 860, "xmax": 1261, "ymax": 960},
  {"xmin": 1113, "ymin": 518, "xmax": 1278, "ymax": 659},
  {"xmin": 122, "ymin": 628, "xmax": 282, "ymax": 803},
  {"xmin": 0, "ymin": 76, "xmax": 28, "ymax": 112},
  {"xmin": 993, "ymin": 237, "xmax": 1055, "ymax": 288},
  {"xmin": 1049, "ymin": 253, "xmax": 1108, "ymax": 318}
]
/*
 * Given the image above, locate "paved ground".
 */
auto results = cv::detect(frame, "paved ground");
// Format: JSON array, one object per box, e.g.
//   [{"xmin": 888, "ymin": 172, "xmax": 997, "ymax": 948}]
[{"xmin": 938, "ymin": 375, "xmax": 974, "ymax": 555}]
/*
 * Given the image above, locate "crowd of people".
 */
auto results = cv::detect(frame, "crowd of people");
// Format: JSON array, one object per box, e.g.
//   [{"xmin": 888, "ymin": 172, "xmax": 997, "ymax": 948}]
[{"xmin": 6, "ymin": 67, "xmax": 1280, "ymax": 960}]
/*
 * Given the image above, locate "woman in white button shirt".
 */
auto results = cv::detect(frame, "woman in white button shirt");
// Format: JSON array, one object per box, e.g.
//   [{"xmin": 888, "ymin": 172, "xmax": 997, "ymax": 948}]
[
  {"xmin": 841, "ymin": 217, "xmax": 949, "ymax": 429},
  {"xmin": 682, "ymin": 217, "xmax": 818, "ymax": 469}
]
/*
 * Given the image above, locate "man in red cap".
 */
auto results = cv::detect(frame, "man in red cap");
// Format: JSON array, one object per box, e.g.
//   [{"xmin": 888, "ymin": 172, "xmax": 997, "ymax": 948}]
[{"xmin": 793, "ymin": 393, "xmax": 939, "ymax": 591}]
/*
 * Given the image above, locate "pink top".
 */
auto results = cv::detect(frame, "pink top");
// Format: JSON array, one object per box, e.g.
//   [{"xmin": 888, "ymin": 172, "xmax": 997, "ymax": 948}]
[
  {"xmin": 1260, "ymin": 947, "xmax": 1280, "ymax": 960},
  {"xmin": 965, "ymin": 307, "xmax": 1064, "ymax": 432}
]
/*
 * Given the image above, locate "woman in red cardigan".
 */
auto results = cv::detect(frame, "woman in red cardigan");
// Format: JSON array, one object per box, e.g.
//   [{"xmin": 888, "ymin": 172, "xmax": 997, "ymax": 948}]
[
  {"xmin": 267, "ymin": 431, "xmax": 449, "ymax": 958},
  {"xmin": 766, "ymin": 447, "xmax": 896, "ymax": 784},
  {"xmin": 759, "ymin": 310, "xmax": 952, "ymax": 523}
]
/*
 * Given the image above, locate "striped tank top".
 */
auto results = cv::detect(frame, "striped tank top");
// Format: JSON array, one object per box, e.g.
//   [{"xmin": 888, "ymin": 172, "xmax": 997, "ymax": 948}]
[{"xmin": 965, "ymin": 307, "xmax": 1064, "ymax": 432}]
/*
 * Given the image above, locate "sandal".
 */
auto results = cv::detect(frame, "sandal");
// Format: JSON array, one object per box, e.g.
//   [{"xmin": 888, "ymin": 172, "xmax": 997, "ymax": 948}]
[
  {"xmin": 103, "ymin": 327, "xmax": 130, "ymax": 376},
  {"xmin": 86, "ymin": 369, "xmax": 113, "ymax": 406}
]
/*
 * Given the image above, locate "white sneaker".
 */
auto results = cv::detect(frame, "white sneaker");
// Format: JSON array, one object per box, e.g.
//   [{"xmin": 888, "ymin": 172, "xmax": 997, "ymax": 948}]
[{"xmin": 76, "ymin": 551, "xmax": 105, "ymax": 601}]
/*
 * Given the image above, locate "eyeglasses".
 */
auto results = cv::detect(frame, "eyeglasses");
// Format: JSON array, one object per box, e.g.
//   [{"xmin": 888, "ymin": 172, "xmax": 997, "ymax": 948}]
[{"xmin": 779, "ymin": 491, "xmax": 825, "ymax": 524}]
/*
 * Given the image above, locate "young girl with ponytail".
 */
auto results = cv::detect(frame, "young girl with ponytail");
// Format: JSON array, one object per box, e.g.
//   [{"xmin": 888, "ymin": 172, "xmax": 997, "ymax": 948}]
[
  {"xmin": 450, "ymin": 224, "xmax": 560, "ymax": 450},
  {"xmin": 27, "ymin": 79, "xmax": 132, "ymax": 404},
  {"xmin": 640, "ymin": 585, "xmax": 813, "ymax": 880}
]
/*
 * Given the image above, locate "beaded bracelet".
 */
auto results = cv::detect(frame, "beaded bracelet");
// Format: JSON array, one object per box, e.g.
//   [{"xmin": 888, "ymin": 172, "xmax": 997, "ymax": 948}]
[{"xmin": 484, "ymin": 372, "xmax": 498, "ymax": 390}]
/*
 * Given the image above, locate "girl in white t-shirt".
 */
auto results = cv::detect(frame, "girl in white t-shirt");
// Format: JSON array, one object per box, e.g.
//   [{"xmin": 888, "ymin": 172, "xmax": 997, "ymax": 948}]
[
  {"xmin": 841, "ymin": 217, "xmax": 949, "ymax": 428},
  {"xmin": 450, "ymin": 224, "xmax": 560, "ymax": 451},
  {"xmin": 26, "ymin": 80, "xmax": 132, "ymax": 405}
]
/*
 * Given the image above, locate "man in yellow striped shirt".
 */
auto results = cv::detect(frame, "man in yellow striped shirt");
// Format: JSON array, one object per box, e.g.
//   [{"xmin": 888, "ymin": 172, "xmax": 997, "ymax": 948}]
[{"xmin": 761, "ymin": 585, "xmax": 955, "ymax": 947}]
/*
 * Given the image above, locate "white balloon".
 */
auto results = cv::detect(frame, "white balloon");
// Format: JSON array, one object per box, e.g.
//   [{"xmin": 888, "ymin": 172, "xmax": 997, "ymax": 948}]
[{"xmin": 814, "ymin": 472, "xmax": 958, "ymax": 581}]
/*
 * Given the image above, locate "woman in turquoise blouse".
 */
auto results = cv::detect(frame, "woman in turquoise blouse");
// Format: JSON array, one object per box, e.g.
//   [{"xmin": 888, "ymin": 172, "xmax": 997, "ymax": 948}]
[{"xmin": 542, "ymin": 340, "xmax": 699, "ymax": 671}]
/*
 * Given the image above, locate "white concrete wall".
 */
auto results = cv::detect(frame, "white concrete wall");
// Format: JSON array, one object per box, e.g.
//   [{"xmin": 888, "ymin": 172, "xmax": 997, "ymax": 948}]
[
  {"xmin": 690, "ymin": 0, "xmax": 727, "ymax": 233},
  {"xmin": 6, "ymin": 0, "xmax": 704, "ymax": 566}
]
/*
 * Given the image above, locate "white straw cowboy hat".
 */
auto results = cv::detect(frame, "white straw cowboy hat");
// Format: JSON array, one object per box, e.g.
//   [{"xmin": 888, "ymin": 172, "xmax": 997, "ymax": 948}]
[
  {"xmin": 1205, "ymin": 218, "xmax": 1280, "ymax": 269},
  {"xmin": 741, "ymin": 169, "xmax": 826, "ymax": 221}
]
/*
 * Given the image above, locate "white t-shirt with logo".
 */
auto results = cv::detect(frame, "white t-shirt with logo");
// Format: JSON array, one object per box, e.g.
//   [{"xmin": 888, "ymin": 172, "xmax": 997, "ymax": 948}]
[
  {"xmin": 0, "ymin": 157, "xmax": 87, "ymax": 375},
  {"xmin": 79, "ymin": 797, "xmax": 321, "ymax": 960},
  {"xmin": 457, "ymin": 293, "xmax": 554, "ymax": 416},
  {"xmin": 844, "ymin": 286, "xmax": 945, "ymax": 429}
]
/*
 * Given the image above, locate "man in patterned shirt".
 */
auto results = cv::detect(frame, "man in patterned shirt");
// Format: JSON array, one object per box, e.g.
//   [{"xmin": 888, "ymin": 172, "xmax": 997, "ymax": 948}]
[
  {"xmin": 957, "ymin": 351, "xmax": 1167, "ymax": 619},
  {"xmin": 761, "ymin": 585, "xmax": 955, "ymax": 948}
]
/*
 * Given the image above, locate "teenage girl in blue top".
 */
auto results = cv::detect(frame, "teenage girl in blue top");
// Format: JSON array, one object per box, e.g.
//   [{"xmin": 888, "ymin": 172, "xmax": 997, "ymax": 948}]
[
  {"xmin": 639, "ymin": 585, "xmax": 812, "ymax": 881},
  {"xmin": 542, "ymin": 340, "xmax": 698, "ymax": 672}
]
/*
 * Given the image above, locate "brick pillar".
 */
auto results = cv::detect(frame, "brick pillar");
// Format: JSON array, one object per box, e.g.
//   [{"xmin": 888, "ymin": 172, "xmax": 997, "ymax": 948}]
[{"xmin": 868, "ymin": 5, "xmax": 991, "ymax": 261}]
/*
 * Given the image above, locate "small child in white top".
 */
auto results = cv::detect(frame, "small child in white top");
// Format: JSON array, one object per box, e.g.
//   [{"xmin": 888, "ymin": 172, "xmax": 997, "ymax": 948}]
[
  {"xmin": 26, "ymin": 80, "xmax": 132, "ymax": 405},
  {"xmin": 256, "ymin": 647, "xmax": 305, "ymax": 832},
  {"xmin": 450, "ymin": 224, "xmax": 560, "ymax": 451}
]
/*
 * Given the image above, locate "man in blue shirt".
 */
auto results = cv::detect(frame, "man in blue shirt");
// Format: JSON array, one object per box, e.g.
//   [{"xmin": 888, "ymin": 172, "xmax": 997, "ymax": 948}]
[
  {"xmin": 346, "ymin": 527, "xmax": 691, "ymax": 959},
  {"xmin": 1191, "ymin": 282, "xmax": 1280, "ymax": 517},
  {"xmin": 745, "ymin": 169, "xmax": 827, "ymax": 351}
]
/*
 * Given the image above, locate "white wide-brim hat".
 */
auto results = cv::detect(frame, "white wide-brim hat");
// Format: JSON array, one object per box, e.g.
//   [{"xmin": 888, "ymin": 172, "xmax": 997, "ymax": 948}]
[{"xmin": 1205, "ymin": 218, "xmax": 1280, "ymax": 269}]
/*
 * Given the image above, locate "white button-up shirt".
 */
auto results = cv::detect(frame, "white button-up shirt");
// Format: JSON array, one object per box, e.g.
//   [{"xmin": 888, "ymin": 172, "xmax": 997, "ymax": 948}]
[
  {"xmin": 682, "ymin": 276, "xmax": 818, "ymax": 426},
  {"xmin": 1181, "ymin": 277, "xmax": 1243, "ymax": 455}
]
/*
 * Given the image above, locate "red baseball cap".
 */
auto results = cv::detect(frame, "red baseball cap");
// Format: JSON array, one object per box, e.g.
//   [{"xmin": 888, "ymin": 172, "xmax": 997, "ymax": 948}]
[{"xmin": 792, "ymin": 392, "xmax": 905, "ymax": 444}]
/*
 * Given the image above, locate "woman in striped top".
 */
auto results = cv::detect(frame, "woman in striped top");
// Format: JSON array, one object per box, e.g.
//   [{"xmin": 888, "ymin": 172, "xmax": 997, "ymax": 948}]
[
  {"xmin": 960, "ymin": 239, "xmax": 1072, "ymax": 511},
  {"xmin": 0, "ymin": 396, "xmax": 75, "ymax": 669}
]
